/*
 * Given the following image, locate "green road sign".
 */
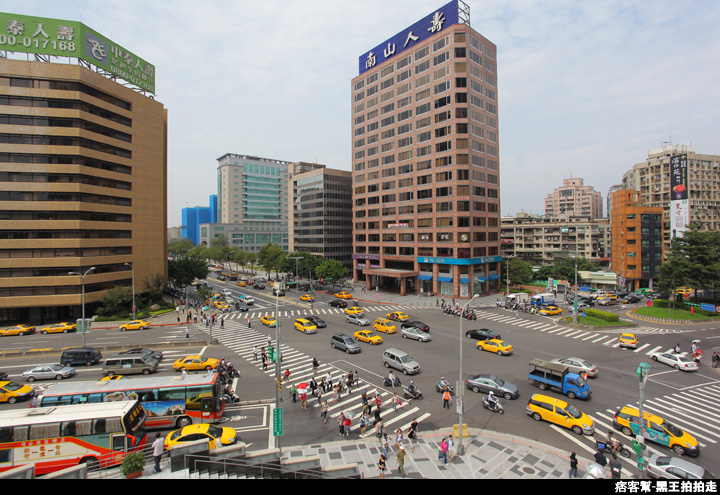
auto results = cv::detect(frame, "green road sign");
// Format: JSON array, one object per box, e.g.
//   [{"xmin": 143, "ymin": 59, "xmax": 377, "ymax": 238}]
[{"xmin": 272, "ymin": 408, "xmax": 283, "ymax": 436}]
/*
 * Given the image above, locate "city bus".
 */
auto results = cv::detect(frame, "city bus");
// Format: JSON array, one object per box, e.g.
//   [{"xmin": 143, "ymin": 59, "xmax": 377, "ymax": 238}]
[
  {"xmin": 37, "ymin": 374, "xmax": 225, "ymax": 429},
  {"xmin": 0, "ymin": 400, "xmax": 146, "ymax": 476}
]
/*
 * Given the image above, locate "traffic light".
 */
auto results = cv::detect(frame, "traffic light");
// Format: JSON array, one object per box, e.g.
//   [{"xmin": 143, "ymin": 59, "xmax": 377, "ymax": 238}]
[{"xmin": 268, "ymin": 346, "xmax": 276, "ymax": 363}]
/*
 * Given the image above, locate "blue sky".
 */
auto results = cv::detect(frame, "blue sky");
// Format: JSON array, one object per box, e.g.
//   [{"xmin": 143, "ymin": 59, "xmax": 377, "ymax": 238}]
[{"xmin": 5, "ymin": 0, "xmax": 720, "ymax": 227}]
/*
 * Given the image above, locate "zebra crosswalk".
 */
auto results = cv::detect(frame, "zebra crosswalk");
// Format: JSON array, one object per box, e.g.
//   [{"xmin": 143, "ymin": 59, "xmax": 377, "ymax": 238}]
[
  {"xmin": 472, "ymin": 310, "xmax": 691, "ymax": 353},
  {"xmin": 194, "ymin": 319, "xmax": 431, "ymax": 436},
  {"xmin": 217, "ymin": 304, "xmax": 430, "ymax": 322},
  {"xmin": 549, "ymin": 383, "xmax": 720, "ymax": 472}
]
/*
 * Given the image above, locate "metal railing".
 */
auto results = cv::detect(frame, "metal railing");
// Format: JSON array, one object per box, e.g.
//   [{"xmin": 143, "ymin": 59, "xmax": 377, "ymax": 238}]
[{"xmin": 182, "ymin": 454, "xmax": 357, "ymax": 480}]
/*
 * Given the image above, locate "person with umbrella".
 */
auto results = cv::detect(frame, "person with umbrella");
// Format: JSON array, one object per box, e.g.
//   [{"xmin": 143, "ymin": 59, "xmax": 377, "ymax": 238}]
[{"xmin": 298, "ymin": 382, "xmax": 308, "ymax": 410}]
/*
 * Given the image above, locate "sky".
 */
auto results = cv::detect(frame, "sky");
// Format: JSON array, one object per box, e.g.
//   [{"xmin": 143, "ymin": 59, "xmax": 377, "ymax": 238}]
[{"xmin": 5, "ymin": 0, "xmax": 720, "ymax": 227}]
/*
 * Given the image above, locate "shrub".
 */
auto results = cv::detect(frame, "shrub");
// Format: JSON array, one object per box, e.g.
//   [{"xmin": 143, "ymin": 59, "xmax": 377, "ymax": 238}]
[{"xmin": 583, "ymin": 308, "xmax": 619, "ymax": 322}]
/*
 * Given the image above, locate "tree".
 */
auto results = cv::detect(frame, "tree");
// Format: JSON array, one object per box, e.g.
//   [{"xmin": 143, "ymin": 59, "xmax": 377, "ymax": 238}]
[
  {"xmin": 658, "ymin": 227, "xmax": 720, "ymax": 303},
  {"xmin": 315, "ymin": 259, "xmax": 349, "ymax": 291},
  {"xmin": 168, "ymin": 257, "xmax": 209, "ymax": 288},
  {"xmin": 501, "ymin": 258, "xmax": 533, "ymax": 287},
  {"xmin": 231, "ymin": 248, "xmax": 248, "ymax": 274},
  {"xmin": 142, "ymin": 273, "xmax": 166, "ymax": 293},
  {"xmin": 168, "ymin": 238, "xmax": 194, "ymax": 259},
  {"xmin": 97, "ymin": 287, "xmax": 134, "ymax": 317},
  {"xmin": 258, "ymin": 243, "xmax": 285, "ymax": 279}
]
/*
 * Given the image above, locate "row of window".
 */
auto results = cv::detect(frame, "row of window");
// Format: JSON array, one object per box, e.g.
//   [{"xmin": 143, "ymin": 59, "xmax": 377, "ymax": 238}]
[
  {"xmin": 354, "ymin": 213, "xmax": 499, "ymax": 228},
  {"xmin": 356, "ymin": 231, "xmax": 499, "ymax": 243},
  {"xmin": 0, "ymin": 133, "xmax": 131, "ymax": 159},
  {"xmin": 0, "ymin": 153, "xmax": 132, "ymax": 175},
  {"xmin": 0, "ymin": 114, "xmax": 132, "ymax": 143},
  {"xmin": 0, "ymin": 191, "xmax": 131, "ymax": 207},
  {"xmin": 355, "ymin": 246, "xmax": 500, "ymax": 258},
  {"xmin": 0, "ymin": 95, "xmax": 132, "ymax": 127},
  {"xmin": 0, "ymin": 77, "xmax": 132, "ymax": 111},
  {"xmin": 0, "ymin": 263, "xmax": 132, "ymax": 278},
  {"xmin": 0, "ymin": 230, "xmax": 131, "ymax": 240},
  {"xmin": 0, "ymin": 172, "xmax": 131, "ymax": 191},
  {"xmin": 0, "ymin": 210, "xmax": 131, "ymax": 222}
]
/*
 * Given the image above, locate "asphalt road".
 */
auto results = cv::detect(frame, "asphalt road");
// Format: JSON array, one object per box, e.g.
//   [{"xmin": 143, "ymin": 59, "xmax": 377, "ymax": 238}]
[{"xmin": 2, "ymin": 277, "xmax": 717, "ymax": 477}]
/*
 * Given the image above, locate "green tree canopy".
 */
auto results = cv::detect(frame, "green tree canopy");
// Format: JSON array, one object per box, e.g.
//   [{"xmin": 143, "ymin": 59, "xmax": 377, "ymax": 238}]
[
  {"xmin": 315, "ymin": 259, "xmax": 349, "ymax": 291},
  {"xmin": 658, "ymin": 226, "xmax": 720, "ymax": 303},
  {"xmin": 501, "ymin": 258, "xmax": 533, "ymax": 286},
  {"xmin": 168, "ymin": 257, "xmax": 209, "ymax": 288}
]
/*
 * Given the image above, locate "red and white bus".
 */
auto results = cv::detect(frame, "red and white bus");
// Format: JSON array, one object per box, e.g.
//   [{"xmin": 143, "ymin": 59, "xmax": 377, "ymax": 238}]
[
  {"xmin": 0, "ymin": 400, "xmax": 146, "ymax": 476},
  {"xmin": 37, "ymin": 373, "xmax": 225, "ymax": 429}
]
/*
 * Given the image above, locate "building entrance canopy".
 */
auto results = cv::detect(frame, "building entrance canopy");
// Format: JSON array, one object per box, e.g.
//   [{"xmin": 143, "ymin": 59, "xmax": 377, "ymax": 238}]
[{"xmin": 362, "ymin": 268, "xmax": 419, "ymax": 279}]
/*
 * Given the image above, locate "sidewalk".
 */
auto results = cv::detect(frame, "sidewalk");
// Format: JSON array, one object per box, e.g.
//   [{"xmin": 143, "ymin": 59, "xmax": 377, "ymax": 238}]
[{"xmin": 141, "ymin": 427, "xmax": 600, "ymax": 480}]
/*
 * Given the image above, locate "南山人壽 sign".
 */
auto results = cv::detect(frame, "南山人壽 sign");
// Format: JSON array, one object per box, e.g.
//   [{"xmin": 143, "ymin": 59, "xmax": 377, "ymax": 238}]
[
  {"xmin": 0, "ymin": 12, "xmax": 156, "ymax": 94},
  {"xmin": 358, "ymin": 0, "xmax": 460, "ymax": 75}
]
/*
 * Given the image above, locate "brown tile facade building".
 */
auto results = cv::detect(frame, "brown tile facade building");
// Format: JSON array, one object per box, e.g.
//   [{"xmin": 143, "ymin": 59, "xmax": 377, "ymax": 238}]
[
  {"xmin": 0, "ymin": 59, "xmax": 168, "ymax": 325},
  {"xmin": 351, "ymin": 1, "xmax": 502, "ymax": 298}
]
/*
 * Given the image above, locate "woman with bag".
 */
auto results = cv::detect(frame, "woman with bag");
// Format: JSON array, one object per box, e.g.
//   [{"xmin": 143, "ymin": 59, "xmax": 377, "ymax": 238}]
[
  {"xmin": 439, "ymin": 437, "xmax": 448, "ymax": 465},
  {"xmin": 378, "ymin": 453, "xmax": 387, "ymax": 480}
]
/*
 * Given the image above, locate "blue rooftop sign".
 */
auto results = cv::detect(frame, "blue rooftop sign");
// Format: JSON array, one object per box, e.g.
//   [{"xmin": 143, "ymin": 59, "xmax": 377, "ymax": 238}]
[{"xmin": 358, "ymin": 0, "xmax": 460, "ymax": 75}]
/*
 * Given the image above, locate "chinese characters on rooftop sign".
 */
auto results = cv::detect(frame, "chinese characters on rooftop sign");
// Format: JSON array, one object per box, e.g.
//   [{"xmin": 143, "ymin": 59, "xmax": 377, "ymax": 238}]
[
  {"xmin": 669, "ymin": 154, "xmax": 689, "ymax": 240},
  {"xmin": 358, "ymin": 0, "xmax": 460, "ymax": 75},
  {"xmin": 0, "ymin": 12, "xmax": 156, "ymax": 94}
]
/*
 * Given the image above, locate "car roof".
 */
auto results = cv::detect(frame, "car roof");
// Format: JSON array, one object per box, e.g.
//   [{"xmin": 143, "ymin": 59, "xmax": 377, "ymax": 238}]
[{"xmin": 649, "ymin": 455, "xmax": 708, "ymax": 478}]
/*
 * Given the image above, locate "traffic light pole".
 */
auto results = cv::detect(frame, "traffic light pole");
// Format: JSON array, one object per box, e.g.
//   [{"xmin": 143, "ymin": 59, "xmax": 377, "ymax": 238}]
[
  {"xmin": 273, "ymin": 289, "xmax": 282, "ymax": 448},
  {"xmin": 634, "ymin": 363, "xmax": 650, "ymax": 477}
]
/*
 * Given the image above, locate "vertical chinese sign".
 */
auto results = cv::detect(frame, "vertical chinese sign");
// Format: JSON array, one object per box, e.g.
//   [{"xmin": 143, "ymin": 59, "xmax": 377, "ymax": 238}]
[{"xmin": 669, "ymin": 154, "xmax": 689, "ymax": 240}]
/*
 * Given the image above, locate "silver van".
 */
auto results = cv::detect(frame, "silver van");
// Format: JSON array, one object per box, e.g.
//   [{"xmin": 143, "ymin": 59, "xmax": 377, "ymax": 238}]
[
  {"xmin": 330, "ymin": 333, "xmax": 361, "ymax": 354},
  {"xmin": 382, "ymin": 348, "xmax": 420, "ymax": 375},
  {"xmin": 102, "ymin": 355, "xmax": 158, "ymax": 376}
]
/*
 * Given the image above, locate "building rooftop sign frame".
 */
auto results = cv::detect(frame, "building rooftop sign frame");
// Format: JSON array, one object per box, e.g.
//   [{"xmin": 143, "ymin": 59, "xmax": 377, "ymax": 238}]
[
  {"xmin": 0, "ymin": 12, "xmax": 155, "ymax": 94},
  {"xmin": 358, "ymin": 0, "xmax": 469, "ymax": 75}
]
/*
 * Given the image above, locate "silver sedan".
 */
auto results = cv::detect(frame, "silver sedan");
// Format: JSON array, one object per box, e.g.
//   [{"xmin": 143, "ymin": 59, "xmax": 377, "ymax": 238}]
[
  {"xmin": 23, "ymin": 364, "xmax": 75, "ymax": 382},
  {"xmin": 400, "ymin": 326, "xmax": 432, "ymax": 342},
  {"xmin": 345, "ymin": 314, "xmax": 370, "ymax": 326},
  {"xmin": 550, "ymin": 357, "xmax": 599, "ymax": 377}
]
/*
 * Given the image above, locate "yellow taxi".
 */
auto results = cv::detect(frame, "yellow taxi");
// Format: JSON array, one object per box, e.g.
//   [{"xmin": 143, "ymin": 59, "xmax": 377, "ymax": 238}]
[
  {"xmin": 300, "ymin": 294, "xmax": 315, "ymax": 302},
  {"xmin": 260, "ymin": 315, "xmax": 277, "ymax": 327},
  {"xmin": 373, "ymin": 318, "xmax": 397, "ymax": 334},
  {"xmin": 0, "ymin": 381, "xmax": 35, "ymax": 404},
  {"xmin": 294, "ymin": 318, "xmax": 317, "ymax": 334},
  {"xmin": 164, "ymin": 424, "xmax": 237, "ymax": 451},
  {"xmin": 619, "ymin": 333, "xmax": 638, "ymax": 349},
  {"xmin": 527, "ymin": 394, "xmax": 595, "ymax": 436},
  {"xmin": 614, "ymin": 405, "xmax": 698, "ymax": 457},
  {"xmin": 675, "ymin": 287, "xmax": 693, "ymax": 296},
  {"xmin": 40, "ymin": 322, "xmax": 77, "ymax": 334},
  {"xmin": 173, "ymin": 355, "xmax": 220, "ymax": 372},
  {"xmin": 119, "ymin": 320, "xmax": 151, "ymax": 331},
  {"xmin": 354, "ymin": 330, "xmax": 383, "ymax": 345},
  {"xmin": 539, "ymin": 306, "xmax": 562, "ymax": 316},
  {"xmin": 477, "ymin": 339, "xmax": 514, "ymax": 356},
  {"xmin": 0, "ymin": 324, "xmax": 36, "ymax": 337},
  {"xmin": 334, "ymin": 292, "xmax": 353, "ymax": 299},
  {"xmin": 386, "ymin": 311, "xmax": 410, "ymax": 322},
  {"xmin": 214, "ymin": 300, "xmax": 230, "ymax": 310},
  {"xmin": 344, "ymin": 306, "xmax": 365, "ymax": 315},
  {"xmin": 237, "ymin": 280, "xmax": 248, "ymax": 287}
]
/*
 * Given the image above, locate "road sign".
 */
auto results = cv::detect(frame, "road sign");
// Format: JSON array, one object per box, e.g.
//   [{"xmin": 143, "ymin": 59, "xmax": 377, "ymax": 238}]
[
  {"xmin": 582, "ymin": 312, "xmax": 587, "ymax": 318},
  {"xmin": 272, "ymin": 407, "xmax": 283, "ymax": 436}
]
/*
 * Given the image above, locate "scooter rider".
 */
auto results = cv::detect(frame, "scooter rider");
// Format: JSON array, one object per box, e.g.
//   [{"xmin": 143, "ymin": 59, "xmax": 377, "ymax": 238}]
[
  {"xmin": 388, "ymin": 371, "xmax": 399, "ymax": 387},
  {"xmin": 407, "ymin": 381, "xmax": 416, "ymax": 395},
  {"xmin": 606, "ymin": 430, "xmax": 620, "ymax": 454},
  {"xmin": 439, "ymin": 377, "xmax": 451, "ymax": 391},
  {"xmin": 487, "ymin": 391, "xmax": 498, "ymax": 410}
]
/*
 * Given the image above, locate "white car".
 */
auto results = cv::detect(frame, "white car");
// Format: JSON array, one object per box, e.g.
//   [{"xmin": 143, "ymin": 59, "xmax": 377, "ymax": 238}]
[
  {"xmin": 651, "ymin": 352, "xmax": 698, "ymax": 372},
  {"xmin": 400, "ymin": 326, "xmax": 432, "ymax": 342},
  {"xmin": 550, "ymin": 357, "xmax": 599, "ymax": 378},
  {"xmin": 243, "ymin": 296, "xmax": 255, "ymax": 305},
  {"xmin": 221, "ymin": 289, "xmax": 232, "ymax": 297}
]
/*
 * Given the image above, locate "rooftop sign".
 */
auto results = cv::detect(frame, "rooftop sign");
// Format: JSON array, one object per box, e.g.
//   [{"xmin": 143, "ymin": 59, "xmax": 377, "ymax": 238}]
[
  {"xmin": 0, "ymin": 12, "xmax": 155, "ymax": 94},
  {"xmin": 358, "ymin": 0, "xmax": 460, "ymax": 75}
]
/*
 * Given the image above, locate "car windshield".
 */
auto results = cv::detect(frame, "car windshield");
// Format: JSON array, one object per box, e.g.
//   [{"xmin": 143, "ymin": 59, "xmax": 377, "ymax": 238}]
[
  {"xmin": 400, "ymin": 355, "xmax": 415, "ymax": 363},
  {"xmin": 492, "ymin": 377, "xmax": 505, "ymax": 386},
  {"xmin": 662, "ymin": 420, "xmax": 683, "ymax": 437},
  {"xmin": 575, "ymin": 377, "xmax": 587, "ymax": 387},
  {"xmin": 206, "ymin": 425, "xmax": 223, "ymax": 438},
  {"xmin": 49, "ymin": 364, "xmax": 64, "ymax": 371},
  {"xmin": 564, "ymin": 404, "xmax": 583, "ymax": 419}
]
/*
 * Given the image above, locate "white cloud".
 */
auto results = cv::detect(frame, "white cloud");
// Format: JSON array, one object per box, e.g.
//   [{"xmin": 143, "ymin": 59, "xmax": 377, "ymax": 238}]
[{"xmin": 6, "ymin": 0, "xmax": 720, "ymax": 225}]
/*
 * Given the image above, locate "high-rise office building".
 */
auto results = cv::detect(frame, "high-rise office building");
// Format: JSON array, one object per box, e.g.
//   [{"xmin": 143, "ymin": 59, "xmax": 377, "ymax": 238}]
[
  {"xmin": 351, "ymin": 1, "xmax": 501, "ymax": 298},
  {"xmin": 213, "ymin": 153, "xmax": 290, "ymax": 252},
  {"xmin": 289, "ymin": 162, "xmax": 353, "ymax": 268},
  {"xmin": 544, "ymin": 178, "xmax": 603, "ymax": 218},
  {"xmin": 0, "ymin": 14, "xmax": 166, "ymax": 324}
]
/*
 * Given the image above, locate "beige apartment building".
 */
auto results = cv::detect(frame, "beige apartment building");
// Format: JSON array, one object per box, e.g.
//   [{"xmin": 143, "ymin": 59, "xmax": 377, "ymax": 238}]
[
  {"xmin": 622, "ymin": 144, "xmax": 720, "ymax": 252},
  {"xmin": 501, "ymin": 213, "xmax": 611, "ymax": 268},
  {"xmin": 0, "ymin": 59, "xmax": 167, "ymax": 325},
  {"xmin": 544, "ymin": 178, "xmax": 603, "ymax": 218},
  {"xmin": 351, "ymin": 2, "xmax": 502, "ymax": 298}
]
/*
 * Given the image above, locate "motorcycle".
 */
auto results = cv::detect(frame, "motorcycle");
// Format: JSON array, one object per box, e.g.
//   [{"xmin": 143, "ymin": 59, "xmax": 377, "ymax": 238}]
[
  {"xmin": 384, "ymin": 376, "xmax": 402, "ymax": 387},
  {"xmin": 403, "ymin": 387, "xmax": 423, "ymax": 400},
  {"xmin": 482, "ymin": 397, "xmax": 504, "ymax": 414},
  {"xmin": 595, "ymin": 439, "xmax": 631, "ymax": 458},
  {"xmin": 436, "ymin": 382, "xmax": 455, "ymax": 396},
  {"xmin": 223, "ymin": 390, "xmax": 240, "ymax": 404}
]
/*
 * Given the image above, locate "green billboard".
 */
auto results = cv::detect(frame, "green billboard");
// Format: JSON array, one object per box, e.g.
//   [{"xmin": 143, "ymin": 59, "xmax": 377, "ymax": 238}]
[{"xmin": 0, "ymin": 12, "xmax": 155, "ymax": 94}]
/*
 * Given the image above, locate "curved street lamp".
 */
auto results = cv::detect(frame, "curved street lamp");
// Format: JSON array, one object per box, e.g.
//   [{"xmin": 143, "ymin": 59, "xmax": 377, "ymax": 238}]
[{"xmin": 68, "ymin": 267, "xmax": 96, "ymax": 347}]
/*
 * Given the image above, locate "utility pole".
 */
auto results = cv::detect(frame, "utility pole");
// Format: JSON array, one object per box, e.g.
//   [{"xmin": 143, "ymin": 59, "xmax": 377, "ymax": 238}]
[
  {"xmin": 634, "ymin": 363, "xmax": 650, "ymax": 477},
  {"xmin": 457, "ymin": 293, "xmax": 479, "ymax": 456}
]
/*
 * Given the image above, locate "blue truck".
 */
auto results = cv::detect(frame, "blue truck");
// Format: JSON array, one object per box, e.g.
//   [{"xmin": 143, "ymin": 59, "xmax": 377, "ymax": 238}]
[
  {"xmin": 528, "ymin": 358, "xmax": 592, "ymax": 400},
  {"xmin": 530, "ymin": 293, "xmax": 556, "ymax": 307}
]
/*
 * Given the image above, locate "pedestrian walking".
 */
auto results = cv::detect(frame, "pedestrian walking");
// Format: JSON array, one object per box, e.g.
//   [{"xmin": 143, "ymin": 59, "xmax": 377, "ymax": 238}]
[
  {"xmin": 439, "ymin": 437, "xmax": 448, "ymax": 465},
  {"xmin": 185, "ymin": 327, "xmax": 190, "ymax": 339},
  {"xmin": 284, "ymin": 368, "xmax": 291, "ymax": 383},
  {"xmin": 151, "ymin": 433, "xmax": 164, "ymax": 474},
  {"xmin": 316, "ymin": 386, "xmax": 323, "ymax": 407},
  {"xmin": 253, "ymin": 345, "xmax": 259, "ymax": 361},
  {"xmin": 396, "ymin": 445, "xmax": 406, "ymax": 478},
  {"xmin": 408, "ymin": 418, "xmax": 418, "ymax": 453},
  {"xmin": 375, "ymin": 418, "xmax": 384, "ymax": 439},
  {"xmin": 515, "ymin": 309, "xmax": 519, "ymax": 320},
  {"xmin": 344, "ymin": 415, "xmax": 351, "ymax": 437},
  {"xmin": 300, "ymin": 389, "xmax": 307, "ymax": 410},
  {"xmin": 392, "ymin": 393, "xmax": 399, "ymax": 413},
  {"xmin": 436, "ymin": 297, "xmax": 439, "ymax": 307},
  {"xmin": 609, "ymin": 453, "xmax": 622, "ymax": 479},
  {"xmin": 220, "ymin": 317, "xmax": 224, "ymax": 329},
  {"xmin": 712, "ymin": 352, "xmax": 718, "ymax": 369},
  {"xmin": 569, "ymin": 452, "xmax": 579, "ymax": 478},
  {"xmin": 290, "ymin": 383, "xmax": 297, "ymax": 403},
  {"xmin": 262, "ymin": 356, "xmax": 268, "ymax": 371},
  {"xmin": 381, "ymin": 433, "xmax": 390, "ymax": 457},
  {"xmin": 312, "ymin": 357, "xmax": 319, "ymax": 375},
  {"xmin": 248, "ymin": 317, "xmax": 252, "ymax": 328},
  {"xmin": 394, "ymin": 428, "xmax": 404, "ymax": 450},
  {"xmin": 320, "ymin": 400, "xmax": 329, "ymax": 424},
  {"xmin": 378, "ymin": 454, "xmax": 387, "ymax": 480},
  {"xmin": 447, "ymin": 434, "xmax": 455, "ymax": 463},
  {"xmin": 337, "ymin": 412, "xmax": 346, "ymax": 436},
  {"xmin": 360, "ymin": 413, "xmax": 369, "ymax": 436}
]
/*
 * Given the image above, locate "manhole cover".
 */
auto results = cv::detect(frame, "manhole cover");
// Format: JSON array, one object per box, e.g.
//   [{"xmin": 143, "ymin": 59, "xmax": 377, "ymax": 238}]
[{"xmin": 522, "ymin": 467, "xmax": 536, "ymax": 475}]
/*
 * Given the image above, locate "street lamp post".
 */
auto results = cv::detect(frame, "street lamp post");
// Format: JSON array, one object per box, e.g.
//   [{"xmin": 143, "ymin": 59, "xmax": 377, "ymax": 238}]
[
  {"xmin": 68, "ymin": 267, "xmax": 96, "ymax": 347},
  {"xmin": 287, "ymin": 256, "xmax": 302, "ymax": 305},
  {"xmin": 124, "ymin": 262, "xmax": 135, "ymax": 320},
  {"xmin": 570, "ymin": 254, "xmax": 578, "ymax": 324},
  {"xmin": 457, "ymin": 293, "xmax": 480, "ymax": 456},
  {"xmin": 273, "ymin": 287, "xmax": 283, "ymax": 448}
]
